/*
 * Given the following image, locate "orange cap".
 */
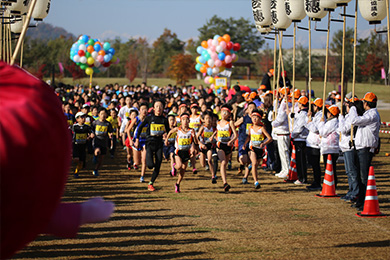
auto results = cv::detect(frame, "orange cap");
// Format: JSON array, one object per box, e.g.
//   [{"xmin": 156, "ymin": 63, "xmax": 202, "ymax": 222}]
[
  {"xmin": 279, "ymin": 87, "xmax": 290, "ymax": 95},
  {"xmin": 249, "ymin": 92, "xmax": 258, "ymax": 100},
  {"xmin": 312, "ymin": 98, "xmax": 323, "ymax": 108},
  {"xmin": 243, "ymin": 92, "xmax": 250, "ymax": 100},
  {"xmin": 297, "ymin": 96, "xmax": 308, "ymax": 105},
  {"xmin": 328, "ymin": 105, "xmax": 340, "ymax": 116},
  {"xmin": 293, "ymin": 89, "xmax": 301, "ymax": 99},
  {"xmin": 259, "ymin": 84, "xmax": 267, "ymax": 90},
  {"xmin": 335, "ymin": 94, "xmax": 341, "ymax": 100},
  {"xmin": 269, "ymin": 69, "xmax": 274, "ymax": 76},
  {"xmin": 362, "ymin": 92, "xmax": 377, "ymax": 102},
  {"xmin": 348, "ymin": 97, "xmax": 359, "ymax": 102}
]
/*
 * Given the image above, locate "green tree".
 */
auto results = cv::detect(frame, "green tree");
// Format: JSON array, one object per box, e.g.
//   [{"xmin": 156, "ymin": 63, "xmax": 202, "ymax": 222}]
[{"xmin": 151, "ymin": 28, "xmax": 185, "ymax": 74}]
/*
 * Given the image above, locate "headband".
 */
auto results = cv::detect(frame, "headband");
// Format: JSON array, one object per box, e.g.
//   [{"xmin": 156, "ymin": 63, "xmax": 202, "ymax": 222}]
[
  {"xmin": 179, "ymin": 104, "xmax": 187, "ymax": 108},
  {"xmin": 190, "ymin": 104, "xmax": 198, "ymax": 108},
  {"xmin": 251, "ymin": 112, "xmax": 262, "ymax": 118},
  {"xmin": 180, "ymin": 114, "xmax": 189, "ymax": 118},
  {"xmin": 221, "ymin": 107, "xmax": 231, "ymax": 113}
]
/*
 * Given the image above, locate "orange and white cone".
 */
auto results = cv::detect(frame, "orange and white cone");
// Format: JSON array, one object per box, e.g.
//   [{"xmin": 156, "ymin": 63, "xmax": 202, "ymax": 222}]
[
  {"xmin": 261, "ymin": 148, "xmax": 268, "ymax": 168},
  {"xmin": 316, "ymin": 154, "xmax": 339, "ymax": 198},
  {"xmin": 356, "ymin": 166, "xmax": 387, "ymax": 218},
  {"xmin": 284, "ymin": 145, "xmax": 298, "ymax": 182}
]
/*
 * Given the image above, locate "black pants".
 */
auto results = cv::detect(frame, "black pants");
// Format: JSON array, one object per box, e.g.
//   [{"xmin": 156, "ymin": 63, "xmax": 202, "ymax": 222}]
[
  {"xmin": 322, "ymin": 153, "xmax": 339, "ymax": 187},
  {"xmin": 306, "ymin": 147, "xmax": 322, "ymax": 187},
  {"xmin": 146, "ymin": 141, "xmax": 163, "ymax": 184},
  {"xmin": 356, "ymin": 148, "xmax": 374, "ymax": 205},
  {"xmin": 266, "ymin": 140, "xmax": 276, "ymax": 170},
  {"xmin": 293, "ymin": 141, "xmax": 307, "ymax": 183},
  {"xmin": 273, "ymin": 140, "xmax": 281, "ymax": 173}
]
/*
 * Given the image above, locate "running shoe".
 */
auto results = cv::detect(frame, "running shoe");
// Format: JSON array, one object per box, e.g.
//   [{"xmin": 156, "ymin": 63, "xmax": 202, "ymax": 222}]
[
  {"xmin": 223, "ymin": 183, "xmax": 231, "ymax": 192},
  {"xmin": 133, "ymin": 164, "xmax": 139, "ymax": 170},
  {"xmin": 171, "ymin": 168, "xmax": 177, "ymax": 177},
  {"xmin": 255, "ymin": 181, "xmax": 261, "ymax": 189},
  {"xmin": 205, "ymin": 165, "xmax": 209, "ymax": 171},
  {"xmin": 148, "ymin": 184, "xmax": 156, "ymax": 191},
  {"xmin": 237, "ymin": 168, "xmax": 243, "ymax": 175},
  {"xmin": 228, "ymin": 161, "xmax": 232, "ymax": 170},
  {"xmin": 74, "ymin": 173, "xmax": 79, "ymax": 178},
  {"xmin": 127, "ymin": 162, "xmax": 132, "ymax": 170},
  {"xmin": 294, "ymin": 180, "xmax": 304, "ymax": 185},
  {"xmin": 306, "ymin": 184, "xmax": 322, "ymax": 191},
  {"xmin": 140, "ymin": 176, "xmax": 145, "ymax": 183},
  {"xmin": 188, "ymin": 161, "xmax": 192, "ymax": 167},
  {"xmin": 212, "ymin": 177, "xmax": 217, "ymax": 184},
  {"xmin": 175, "ymin": 183, "xmax": 180, "ymax": 193},
  {"xmin": 193, "ymin": 169, "xmax": 198, "ymax": 175},
  {"xmin": 92, "ymin": 156, "xmax": 98, "ymax": 164},
  {"xmin": 92, "ymin": 170, "xmax": 99, "ymax": 176},
  {"xmin": 242, "ymin": 178, "xmax": 249, "ymax": 184},
  {"xmin": 248, "ymin": 164, "xmax": 252, "ymax": 171}
]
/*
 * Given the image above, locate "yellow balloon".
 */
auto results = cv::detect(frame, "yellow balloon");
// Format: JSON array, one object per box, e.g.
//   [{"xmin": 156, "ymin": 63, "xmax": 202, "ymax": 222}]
[
  {"xmin": 196, "ymin": 56, "xmax": 201, "ymax": 64},
  {"xmin": 87, "ymin": 57, "xmax": 94, "ymax": 65},
  {"xmin": 209, "ymin": 77, "xmax": 214, "ymax": 84},
  {"xmin": 85, "ymin": 67, "xmax": 93, "ymax": 75},
  {"xmin": 215, "ymin": 85, "xmax": 220, "ymax": 90}
]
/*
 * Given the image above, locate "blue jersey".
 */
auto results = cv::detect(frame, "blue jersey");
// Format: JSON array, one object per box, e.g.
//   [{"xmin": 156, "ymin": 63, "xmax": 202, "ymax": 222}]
[{"xmin": 238, "ymin": 115, "xmax": 252, "ymax": 145}]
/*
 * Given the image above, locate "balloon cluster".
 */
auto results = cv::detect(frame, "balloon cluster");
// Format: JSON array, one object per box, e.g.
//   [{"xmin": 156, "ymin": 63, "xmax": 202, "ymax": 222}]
[
  {"xmin": 195, "ymin": 34, "xmax": 241, "ymax": 84},
  {"xmin": 69, "ymin": 35, "xmax": 119, "ymax": 76}
]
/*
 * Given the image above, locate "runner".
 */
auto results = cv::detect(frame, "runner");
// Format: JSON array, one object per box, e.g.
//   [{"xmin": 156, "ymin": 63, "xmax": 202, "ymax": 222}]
[
  {"xmin": 71, "ymin": 112, "xmax": 91, "ymax": 178},
  {"xmin": 163, "ymin": 114, "xmax": 178, "ymax": 177}
]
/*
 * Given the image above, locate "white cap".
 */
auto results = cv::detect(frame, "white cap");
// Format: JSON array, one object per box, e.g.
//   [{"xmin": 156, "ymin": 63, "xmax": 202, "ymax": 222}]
[
  {"xmin": 124, "ymin": 85, "xmax": 128, "ymax": 89},
  {"xmin": 95, "ymin": 85, "xmax": 100, "ymax": 90},
  {"xmin": 75, "ymin": 112, "xmax": 86, "ymax": 118}
]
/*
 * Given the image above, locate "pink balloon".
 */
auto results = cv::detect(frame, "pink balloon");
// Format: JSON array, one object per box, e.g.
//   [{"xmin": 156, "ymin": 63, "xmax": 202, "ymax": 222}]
[
  {"xmin": 207, "ymin": 39, "xmax": 213, "ymax": 47},
  {"xmin": 215, "ymin": 60, "xmax": 222, "ymax": 67},
  {"xmin": 97, "ymin": 55, "xmax": 104, "ymax": 62},
  {"xmin": 114, "ymin": 58, "xmax": 120, "ymax": 64},
  {"xmin": 225, "ymin": 55, "xmax": 232, "ymax": 64},
  {"xmin": 210, "ymin": 84, "xmax": 215, "ymax": 89},
  {"xmin": 209, "ymin": 45, "xmax": 216, "ymax": 52},
  {"xmin": 231, "ymin": 53, "xmax": 237, "ymax": 61},
  {"xmin": 204, "ymin": 76, "xmax": 210, "ymax": 84},
  {"xmin": 220, "ymin": 41, "xmax": 227, "ymax": 50},
  {"xmin": 210, "ymin": 52, "xmax": 218, "ymax": 61}
]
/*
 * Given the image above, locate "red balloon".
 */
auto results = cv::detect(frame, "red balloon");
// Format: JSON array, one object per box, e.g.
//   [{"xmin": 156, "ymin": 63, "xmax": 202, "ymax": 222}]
[
  {"xmin": 102, "ymin": 62, "xmax": 111, "ymax": 67},
  {"xmin": 233, "ymin": 43, "xmax": 241, "ymax": 51},
  {"xmin": 226, "ymin": 41, "xmax": 233, "ymax": 50},
  {"xmin": 225, "ymin": 63, "xmax": 233, "ymax": 69},
  {"xmin": 78, "ymin": 50, "xmax": 85, "ymax": 56}
]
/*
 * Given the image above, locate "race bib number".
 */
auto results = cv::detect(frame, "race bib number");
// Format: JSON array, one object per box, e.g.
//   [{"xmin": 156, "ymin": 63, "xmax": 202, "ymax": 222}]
[
  {"xmin": 178, "ymin": 137, "xmax": 192, "ymax": 150},
  {"xmin": 203, "ymin": 131, "xmax": 213, "ymax": 139},
  {"xmin": 251, "ymin": 134, "xmax": 265, "ymax": 147},
  {"xmin": 75, "ymin": 133, "xmax": 87, "ymax": 144},
  {"xmin": 140, "ymin": 126, "xmax": 148, "ymax": 138},
  {"xmin": 67, "ymin": 120, "xmax": 73, "ymax": 126},
  {"xmin": 150, "ymin": 123, "xmax": 165, "ymax": 136},
  {"xmin": 246, "ymin": 123, "xmax": 252, "ymax": 135},
  {"xmin": 96, "ymin": 125, "xmax": 108, "ymax": 135},
  {"xmin": 168, "ymin": 132, "xmax": 177, "ymax": 144},
  {"xmin": 218, "ymin": 130, "xmax": 231, "ymax": 143},
  {"xmin": 125, "ymin": 112, "xmax": 129, "ymax": 118},
  {"xmin": 189, "ymin": 122, "xmax": 201, "ymax": 131}
]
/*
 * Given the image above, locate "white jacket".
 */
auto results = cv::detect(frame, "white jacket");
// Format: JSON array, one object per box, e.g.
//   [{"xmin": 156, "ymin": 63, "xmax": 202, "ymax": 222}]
[
  {"xmin": 306, "ymin": 111, "xmax": 322, "ymax": 149},
  {"xmin": 318, "ymin": 117, "xmax": 339, "ymax": 155},
  {"xmin": 290, "ymin": 109, "xmax": 309, "ymax": 141},
  {"xmin": 349, "ymin": 106, "xmax": 380, "ymax": 151},
  {"xmin": 271, "ymin": 100, "xmax": 290, "ymax": 135},
  {"xmin": 338, "ymin": 114, "xmax": 353, "ymax": 152}
]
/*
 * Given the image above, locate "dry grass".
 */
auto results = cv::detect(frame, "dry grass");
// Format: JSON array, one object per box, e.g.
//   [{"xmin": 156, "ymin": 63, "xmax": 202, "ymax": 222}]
[{"xmin": 13, "ymin": 138, "xmax": 390, "ymax": 259}]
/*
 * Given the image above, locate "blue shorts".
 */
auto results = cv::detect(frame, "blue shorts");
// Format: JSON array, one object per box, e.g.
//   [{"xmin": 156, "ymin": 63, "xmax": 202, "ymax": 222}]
[
  {"xmin": 163, "ymin": 144, "xmax": 175, "ymax": 160},
  {"xmin": 238, "ymin": 142, "xmax": 249, "ymax": 157},
  {"xmin": 132, "ymin": 141, "xmax": 145, "ymax": 151}
]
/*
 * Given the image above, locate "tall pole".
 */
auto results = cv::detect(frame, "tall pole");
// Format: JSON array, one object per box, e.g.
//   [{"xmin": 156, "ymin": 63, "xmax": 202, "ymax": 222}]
[
  {"xmin": 386, "ymin": 0, "xmax": 390, "ymax": 84},
  {"xmin": 308, "ymin": 19, "xmax": 312, "ymax": 115},
  {"xmin": 340, "ymin": 6, "xmax": 347, "ymax": 115},
  {"xmin": 11, "ymin": 0, "xmax": 38, "ymax": 65},
  {"xmin": 292, "ymin": 22, "xmax": 297, "ymax": 126},
  {"xmin": 322, "ymin": 11, "xmax": 332, "ymax": 119},
  {"xmin": 351, "ymin": 0, "xmax": 358, "ymax": 142},
  {"xmin": 273, "ymin": 33, "xmax": 278, "ymax": 119}
]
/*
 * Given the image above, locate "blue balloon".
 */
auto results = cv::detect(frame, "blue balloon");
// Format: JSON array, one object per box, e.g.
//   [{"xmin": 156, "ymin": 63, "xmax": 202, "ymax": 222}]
[
  {"xmin": 103, "ymin": 42, "xmax": 111, "ymax": 51},
  {"xmin": 195, "ymin": 63, "xmax": 202, "ymax": 71},
  {"xmin": 94, "ymin": 44, "xmax": 101, "ymax": 52},
  {"xmin": 77, "ymin": 39, "xmax": 84, "ymax": 45},
  {"xmin": 202, "ymin": 50, "xmax": 208, "ymax": 57},
  {"xmin": 104, "ymin": 54, "xmax": 112, "ymax": 63},
  {"xmin": 199, "ymin": 56, "xmax": 206, "ymax": 64},
  {"xmin": 108, "ymin": 48, "xmax": 115, "ymax": 55},
  {"xmin": 203, "ymin": 53, "xmax": 211, "ymax": 61},
  {"xmin": 213, "ymin": 35, "xmax": 220, "ymax": 40},
  {"xmin": 207, "ymin": 68, "xmax": 213, "ymax": 76},
  {"xmin": 81, "ymin": 35, "xmax": 89, "ymax": 43},
  {"xmin": 197, "ymin": 46, "xmax": 204, "ymax": 54},
  {"xmin": 218, "ymin": 52, "xmax": 226, "ymax": 61},
  {"xmin": 217, "ymin": 88, "xmax": 222, "ymax": 94}
]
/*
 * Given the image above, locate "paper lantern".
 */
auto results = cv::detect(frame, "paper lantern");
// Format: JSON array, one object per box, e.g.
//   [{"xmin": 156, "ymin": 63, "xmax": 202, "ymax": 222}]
[
  {"xmin": 320, "ymin": 0, "xmax": 338, "ymax": 11},
  {"xmin": 284, "ymin": 0, "xmax": 306, "ymax": 22},
  {"xmin": 304, "ymin": 0, "xmax": 327, "ymax": 21},
  {"xmin": 271, "ymin": 0, "xmax": 292, "ymax": 30},
  {"xmin": 10, "ymin": 19, "xmax": 23, "ymax": 34},
  {"xmin": 32, "ymin": 0, "xmax": 51, "ymax": 21},
  {"xmin": 252, "ymin": 0, "xmax": 272, "ymax": 27},
  {"xmin": 8, "ymin": 0, "xmax": 30, "ymax": 15},
  {"xmin": 335, "ymin": 0, "xmax": 351, "ymax": 6},
  {"xmin": 358, "ymin": 0, "xmax": 387, "ymax": 24},
  {"xmin": 255, "ymin": 25, "xmax": 273, "ymax": 34}
]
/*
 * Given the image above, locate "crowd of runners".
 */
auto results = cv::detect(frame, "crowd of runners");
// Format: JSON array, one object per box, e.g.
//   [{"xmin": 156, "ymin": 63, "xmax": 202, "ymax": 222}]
[{"xmin": 60, "ymin": 74, "xmax": 381, "ymax": 211}]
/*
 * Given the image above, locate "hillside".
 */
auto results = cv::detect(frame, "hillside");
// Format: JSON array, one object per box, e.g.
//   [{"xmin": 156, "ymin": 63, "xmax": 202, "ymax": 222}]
[{"xmin": 26, "ymin": 22, "xmax": 75, "ymax": 42}]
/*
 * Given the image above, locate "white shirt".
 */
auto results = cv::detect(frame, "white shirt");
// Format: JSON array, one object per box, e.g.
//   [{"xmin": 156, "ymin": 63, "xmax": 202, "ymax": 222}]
[
  {"xmin": 349, "ymin": 106, "xmax": 380, "ymax": 151},
  {"xmin": 318, "ymin": 117, "xmax": 339, "ymax": 155},
  {"xmin": 338, "ymin": 113, "xmax": 353, "ymax": 152},
  {"xmin": 306, "ymin": 111, "xmax": 322, "ymax": 149}
]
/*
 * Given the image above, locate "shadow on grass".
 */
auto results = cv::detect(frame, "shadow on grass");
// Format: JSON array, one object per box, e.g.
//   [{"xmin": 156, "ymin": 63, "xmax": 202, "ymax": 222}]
[{"xmin": 334, "ymin": 240, "xmax": 390, "ymax": 248}]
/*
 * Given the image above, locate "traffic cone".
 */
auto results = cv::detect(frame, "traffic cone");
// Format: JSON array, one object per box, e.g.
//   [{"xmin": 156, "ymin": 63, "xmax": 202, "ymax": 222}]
[
  {"xmin": 315, "ymin": 154, "xmax": 339, "ymax": 198},
  {"xmin": 356, "ymin": 166, "xmax": 387, "ymax": 218},
  {"xmin": 284, "ymin": 145, "xmax": 298, "ymax": 182}
]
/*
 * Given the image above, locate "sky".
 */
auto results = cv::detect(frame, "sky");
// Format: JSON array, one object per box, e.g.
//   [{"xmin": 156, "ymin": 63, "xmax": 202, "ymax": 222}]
[{"xmin": 43, "ymin": 0, "xmax": 387, "ymax": 49}]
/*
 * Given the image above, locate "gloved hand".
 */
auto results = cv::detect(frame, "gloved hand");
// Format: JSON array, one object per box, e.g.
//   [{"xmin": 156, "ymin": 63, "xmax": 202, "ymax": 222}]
[
  {"xmin": 80, "ymin": 197, "xmax": 115, "ymax": 225},
  {"xmin": 290, "ymin": 113, "xmax": 295, "ymax": 119}
]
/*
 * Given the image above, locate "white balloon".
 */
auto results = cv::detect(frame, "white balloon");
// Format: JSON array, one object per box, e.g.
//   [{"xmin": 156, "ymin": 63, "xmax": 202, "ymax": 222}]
[
  {"xmin": 212, "ymin": 67, "xmax": 219, "ymax": 74},
  {"xmin": 207, "ymin": 49, "xmax": 213, "ymax": 55},
  {"xmin": 73, "ymin": 55, "xmax": 80, "ymax": 63},
  {"xmin": 207, "ymin": 59, "xmax": 215, "ymax": 67},
  {"xmin": 212, "ymin": 39, "xmax": 219, "ymax": 46},
  {"xmin": 216, "ymin": 46, "xmax": 223, "ymax": 53},
  {"xmin": 91, "ymin": 51, "xmax": 98, "ymax": 59},
  {"xmin": 94, "ymin": 60, "xmax": 101, "ymax": 67},
  {"xmin": 80, "ymin": 56, "xmax": 87, "ymax": 64},
  {"xmin": 79, "ymin": 44, "xmax": 86, "ymax": 51}
]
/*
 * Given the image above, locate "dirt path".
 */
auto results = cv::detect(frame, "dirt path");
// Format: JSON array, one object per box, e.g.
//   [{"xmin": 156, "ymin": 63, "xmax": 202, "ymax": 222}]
[{"xmin": 13, "ymin": 143, "xmax": 390, "ymax": 259}]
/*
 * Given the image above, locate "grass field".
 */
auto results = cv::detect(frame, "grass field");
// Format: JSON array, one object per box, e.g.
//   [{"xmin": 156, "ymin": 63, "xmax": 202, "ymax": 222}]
[{"xmin": 12, "ymin": 135, "xmax": 390, "ymax": 259}]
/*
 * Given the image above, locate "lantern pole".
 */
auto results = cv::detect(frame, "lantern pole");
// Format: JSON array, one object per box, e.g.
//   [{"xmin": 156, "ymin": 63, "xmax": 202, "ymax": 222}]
[
  {"xmin": 89, "ymin": 73, "xmax": 93, "ymax": 90},
  {"xmin": 0, "ymin": 13, "xmax": 3, "ymax": 61},
  {"xmin": 386, "ymin": 0, "xmax": 390, "ymax": 84},
  {"xmin": 11, "ymin": 0, "xmax": 38, "ymax": 66},
  {"xmin": 275, "ymin": 31, "xmax": 282, "ymax": 118},
  {"xmin": 273, "ymin": 31, "xmax": 278, "ymax": 119},
  {"xmin": 350, "ymin": 0, "xmax": 358, "ymax": 143},
  {"xmin": 308, "ymin": 18, "xmax": 312, "ymax": 116},
  {"xmin": 321, "ymin": 11, "xmax": 332, "ymax": 119},
  {"xmin": 292, "ymin": 22, "xmax": 297, "ymax": 125},
  {"xmin": 340, "ymin": 6, "xmax": 346, "ymax": 115}
]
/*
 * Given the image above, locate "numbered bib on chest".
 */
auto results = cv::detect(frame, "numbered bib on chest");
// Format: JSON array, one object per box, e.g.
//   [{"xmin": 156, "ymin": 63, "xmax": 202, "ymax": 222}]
[
  {"xmin": 75, "ymin": 133, "xmax": 87, "ymax": 144},
  {"xmin": 150, "ymin": 123, "xmax": 165, "ymax": 136}
]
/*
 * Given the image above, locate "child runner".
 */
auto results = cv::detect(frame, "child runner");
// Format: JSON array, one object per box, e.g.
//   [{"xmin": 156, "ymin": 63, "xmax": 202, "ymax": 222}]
[
  {"xmin": 124, "ymin": 108, "xmax": 139, "ymax": 171},
  {"xmin": 91, "ymin": 107, "xmax": 113, "ymax": 176},
  {"xmin": 176, "ymin": 103, "xmax": 188, "ymax": 128},
  {"xmin": 107, "ymin": 109, "xmax": 119, "ymax": 158},
  {"xmin": 197, "ymin": 111, "xmax": 217, "ymax": 183},
  {"xmin": 71, "ymin": 112, "xmax": 91, "ymax": 178},
  {"xmin": 163, "ymin": 114, "xmax": 178, "ymax": 177},
  {"xmin": 134, "ymin": 100, "xmax": 170, "ymax": 191},
  {"xmin": 235, "ymin": 102, "xmax": 256, "ymax": 184},
  {"xmin": 243, "ymin": 109, "xmax": 272, "ymax": 189},
  {"xmin": 216, "ymin": 104, "xmax": 237, "ymax": 192},
  {"xmin": 189, "ymin": 103, "xmax": 201, "ymax": 174},
  {"xmin": 165, "ymin": 113, "xmax": 198, "ymax": 193},
  {"xmin": 127, "ymin": 104, "xmax": 148, "ymax": 182}
]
